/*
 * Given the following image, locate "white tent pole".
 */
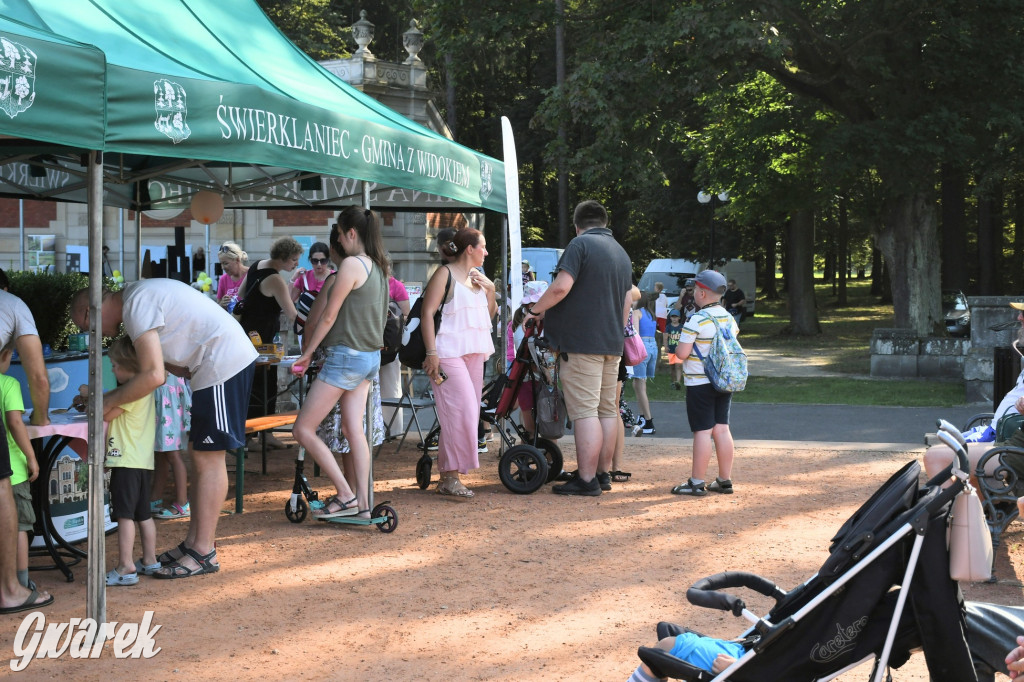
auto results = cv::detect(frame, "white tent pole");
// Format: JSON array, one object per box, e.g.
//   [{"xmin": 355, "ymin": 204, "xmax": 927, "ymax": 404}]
[
  {"xmin": 135, "ymin": 206, "xmax": 142, "ymax": 281},
  {"xmin": 18, "ymin": 199, "xmax": 24, "ymax": 271},
  {"xmin": 361, "ymin": 181, "xmax": 373, "ymax": 510},
  {"xmin": 204, "ymin": 222, "xmax": 210, "ymax": 280},
  {"xmin": 118, "ymin": 208, "xmax": 124, "ymax": 275},
  {"xmin": 86, "ymin": 150, "xmax": 106, "ymax": 623}
]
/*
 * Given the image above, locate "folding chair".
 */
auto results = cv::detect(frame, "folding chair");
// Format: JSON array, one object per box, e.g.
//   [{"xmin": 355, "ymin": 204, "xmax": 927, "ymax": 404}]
[{"xmin": 377, "ymin": 369, "xmax": 439, "ymax": 456}]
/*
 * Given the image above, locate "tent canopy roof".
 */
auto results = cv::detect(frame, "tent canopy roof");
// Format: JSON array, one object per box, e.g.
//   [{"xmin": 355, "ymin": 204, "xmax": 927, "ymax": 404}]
[{"xmin": 0, "ymin": 0, "xmax": 506, "ymax": 212}]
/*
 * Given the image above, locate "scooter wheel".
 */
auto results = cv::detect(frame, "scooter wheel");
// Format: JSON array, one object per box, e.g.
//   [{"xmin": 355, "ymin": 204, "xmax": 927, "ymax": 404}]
[
  {"xmin": 284, "ymin": 497, "xmax": 307, "ymax": 523},
  {"xmin": 415, "ymin": 454, "xmax": 433, "ymax": 490},
  {"xmin": 372, "ymin": 504, "xmax": 398, "ymax": 533},
  {"xmin": 498, "ymin": 444, "xmax": 549, "ymax": 494}
]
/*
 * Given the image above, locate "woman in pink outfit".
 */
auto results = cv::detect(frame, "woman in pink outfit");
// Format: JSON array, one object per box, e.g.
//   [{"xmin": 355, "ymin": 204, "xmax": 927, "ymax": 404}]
[
  {"xmin": 420, "ymin": 228, "xmax": 497, "ymax": 498},
  {"xmin": 215, "ymin": 242, "xmax": 248, "ymax": 309}
]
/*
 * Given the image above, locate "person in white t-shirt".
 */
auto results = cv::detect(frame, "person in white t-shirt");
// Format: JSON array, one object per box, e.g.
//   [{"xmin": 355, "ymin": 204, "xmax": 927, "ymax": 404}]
[
  {"xmin": 0, "ymin": 284, "xmax": 53, "ymax": 613},
  {"xmin": 654, "ymin": 282, "xmax": 669, "ymax": 354},
  {"xmin": 71, "ymin": 279, "xmax": 257, "ymax": 578}
]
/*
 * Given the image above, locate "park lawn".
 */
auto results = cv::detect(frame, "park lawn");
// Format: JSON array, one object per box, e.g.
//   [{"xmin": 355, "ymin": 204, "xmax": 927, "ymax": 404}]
[{"xmin": 628, "ymin": 279, "xmax": 967, "ymax": 407}]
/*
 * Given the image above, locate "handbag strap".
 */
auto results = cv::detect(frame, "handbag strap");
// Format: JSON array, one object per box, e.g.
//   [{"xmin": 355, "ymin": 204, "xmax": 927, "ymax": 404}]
[
  {"xmin": 624, "ymin": 310, "xmax": 637, "ymax": 336},
  {"xmin": 438, "ymin": 266, "xmax": 452, "ymax": 315}
]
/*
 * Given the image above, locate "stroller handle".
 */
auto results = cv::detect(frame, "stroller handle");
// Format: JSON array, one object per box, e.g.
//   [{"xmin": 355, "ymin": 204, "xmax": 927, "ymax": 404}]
[{"xmin": 687, "ymin": 571, "xmax": 787, "ymax": 617}]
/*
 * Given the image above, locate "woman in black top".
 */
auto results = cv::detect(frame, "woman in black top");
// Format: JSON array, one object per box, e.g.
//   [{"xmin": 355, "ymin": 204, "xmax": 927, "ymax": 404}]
[{"xmin": 237, "ymin": 237, "xmax": 302, "ymax": 437}]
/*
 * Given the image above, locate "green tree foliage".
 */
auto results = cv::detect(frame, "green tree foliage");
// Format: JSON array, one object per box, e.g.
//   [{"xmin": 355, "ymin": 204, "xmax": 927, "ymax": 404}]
[
  {"xmin": 269, "ymin": 0, "xmax": 1024, "ymax": 335},
  {"xmin": 257, "ymin": 1, "xmax": 419, "ymax": 62}
]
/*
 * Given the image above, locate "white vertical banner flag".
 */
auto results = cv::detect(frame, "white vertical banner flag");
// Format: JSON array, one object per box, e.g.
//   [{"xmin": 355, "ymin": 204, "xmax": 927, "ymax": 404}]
[{"xmin": 501, "ymin": 116, "xmax": 523, "ymax": 312}]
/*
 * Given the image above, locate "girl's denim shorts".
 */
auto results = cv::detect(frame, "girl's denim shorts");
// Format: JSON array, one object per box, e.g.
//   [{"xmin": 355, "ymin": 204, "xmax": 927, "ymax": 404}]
[{"xmin": 318, "ymin": 344, "xmax": 381, "ymax": 391}]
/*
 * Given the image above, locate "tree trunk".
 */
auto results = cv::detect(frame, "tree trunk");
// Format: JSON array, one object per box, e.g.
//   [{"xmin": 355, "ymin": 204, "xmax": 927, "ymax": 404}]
[
  {"xmin": 837, "ymin": 197, "xmax": 849, "ymax": 306},
  {"xmin": 870, "ymin": 244, "xmax": 883, "ymax": 296},
  {"xmin": 786, "ymin": 209, "xmax": 820, "ymax": 335},
  {"xmin": 761, "ymin": 224, "xmax": 779, "ymax": 300},
  {"xmin": 977, "ymin": 193, "xmax": 996, "ymax": 295},
  {"xmin": 1015, "ymin": 186, "xmax": 1024, "ymax": 292},
  {"xmin": 940, "ymin": 164, "xmax": 968, "ymax": 292},
  {"xmin": 875, "ymin": 192, "xmax": 942, "ymax": 334}
]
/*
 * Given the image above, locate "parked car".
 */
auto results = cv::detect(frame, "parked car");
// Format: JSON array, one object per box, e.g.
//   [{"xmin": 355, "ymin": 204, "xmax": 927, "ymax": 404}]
[{"xmin": 942, "ymin": 290, "xmax": 970, "ymax": 337}]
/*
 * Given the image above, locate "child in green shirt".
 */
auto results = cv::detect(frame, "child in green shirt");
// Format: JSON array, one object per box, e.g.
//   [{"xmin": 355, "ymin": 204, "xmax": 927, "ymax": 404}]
[{"xmin": 0, "ymin": 345, "xmax": 40, "ymax": 591}]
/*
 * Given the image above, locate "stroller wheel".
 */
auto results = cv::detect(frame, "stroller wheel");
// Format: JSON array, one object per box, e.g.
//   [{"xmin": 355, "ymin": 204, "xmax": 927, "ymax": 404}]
[
  {"xmin": 535, "ymin": 438, "xmax": 564, "ymax": 483},
  {"xmin": 499, "ymin": 445, "xmax": 550, "ymax": 494},
  {"xmin": 372, "ymin": 504, "xmax": 398, "ymax": 533},
  {"xmin": 284, "ymin": 497, "xmax": 307, "ymax": 523},
  {"xmin": 415, "ymin": 454, "xmax": 433, "ymax": 490}
]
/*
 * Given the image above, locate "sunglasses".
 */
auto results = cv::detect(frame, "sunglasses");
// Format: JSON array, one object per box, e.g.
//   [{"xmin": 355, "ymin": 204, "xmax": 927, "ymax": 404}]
[
  {"xmin": 310, "ymin": 257, "xmax": 329, "ymax": 265},
  {"xmin": 218, "ymin": 245, "xmax": 233, "ymax": 253}
]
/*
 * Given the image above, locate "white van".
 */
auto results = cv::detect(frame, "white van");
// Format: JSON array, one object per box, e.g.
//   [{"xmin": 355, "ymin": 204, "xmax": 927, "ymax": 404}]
[
  {"xmin": 521, "ymin": 247, "xmax": 564, "ymax": 284},
  {"xmin": 637, "ymin": 259, "xmax": 701, "ymax": 307},
  {"xmin": 639, "ymin": 258, "xmax": 755, "ymax": 316}
]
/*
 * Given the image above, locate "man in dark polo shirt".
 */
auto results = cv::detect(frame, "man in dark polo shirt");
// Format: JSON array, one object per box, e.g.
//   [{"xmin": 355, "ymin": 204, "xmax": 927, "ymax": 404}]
[{"xmin": 525, "ymin": 200, "xmax": 632, "ymax": 496}]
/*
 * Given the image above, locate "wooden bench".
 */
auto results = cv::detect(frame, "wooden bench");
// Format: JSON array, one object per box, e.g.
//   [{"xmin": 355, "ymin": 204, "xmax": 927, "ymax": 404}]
[{"xmin": 229, "ymin": 410, "xmax": 298, "ymax": 513}]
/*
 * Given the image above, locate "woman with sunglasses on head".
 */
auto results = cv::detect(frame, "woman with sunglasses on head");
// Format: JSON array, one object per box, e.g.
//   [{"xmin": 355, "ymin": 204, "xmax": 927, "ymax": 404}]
[
  {"xmin": 292, "ymin": 207, "xmax": 389, "ymax": 519},
  {"xmin": 420, "ymin": 228, "xmax": 497, "ymax": 499},
  {"xmin": 215, "ymin": 242, "xmax": 249, "ymax": 310}
]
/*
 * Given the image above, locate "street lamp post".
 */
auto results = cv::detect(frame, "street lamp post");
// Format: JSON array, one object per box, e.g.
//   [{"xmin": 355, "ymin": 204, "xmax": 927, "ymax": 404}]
[{"xmin": 697, "ymin": 190, "xmax": 729, "ymax": 267}]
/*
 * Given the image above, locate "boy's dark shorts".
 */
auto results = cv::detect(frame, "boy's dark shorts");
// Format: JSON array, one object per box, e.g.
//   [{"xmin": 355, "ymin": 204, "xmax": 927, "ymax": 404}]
[
  {"xmin": 109, "ymin": 467, "xmax": 153, "ymax": 522},
  {"xmin": 12, "ymin": 480, "xmax": 35, "ymax": 532},
  {"xmin": 0, "ymin": 419, "xmax": 11, "ymax": 480},
  {"xmin": 685, "ymin": 382, "xmax": 732, "ymax": 433}
]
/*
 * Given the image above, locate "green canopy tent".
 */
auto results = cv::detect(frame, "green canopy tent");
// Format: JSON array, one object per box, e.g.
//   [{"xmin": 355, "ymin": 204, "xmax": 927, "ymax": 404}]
[
  {"xmin": 0, "ymin": 0, "xmax": 509, "ymax": 623},
  {"xmin": 0, "ymin": 0, "xmax": 505, "ymax": 212}
]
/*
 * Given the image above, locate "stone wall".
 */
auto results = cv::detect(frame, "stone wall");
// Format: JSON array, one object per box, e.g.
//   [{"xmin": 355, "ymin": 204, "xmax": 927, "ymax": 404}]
[
  {"xmin": 869, "ymin": 296, "xmax": 1022, "ymax": 408},
  {"xmin": 964, "ymin": 296, "xmax": 1021, "ymax": 407},
  {"xmin": 869, "ymin": 329, "xmax": 968, "ymax": 379}
]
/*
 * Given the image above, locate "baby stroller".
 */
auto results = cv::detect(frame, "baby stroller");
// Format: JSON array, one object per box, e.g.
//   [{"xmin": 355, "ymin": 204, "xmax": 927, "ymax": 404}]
[
  {"xmin": 637, "ymin": 420, "xmax": 979, "ymax": 682},
  {"xmin": 415, "ymin": 318, "xmax": 565, "ymax": 495}
]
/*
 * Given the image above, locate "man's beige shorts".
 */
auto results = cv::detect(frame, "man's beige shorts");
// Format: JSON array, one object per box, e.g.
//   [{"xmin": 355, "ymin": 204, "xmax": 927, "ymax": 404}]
[{"xmin": 559, "ymin": 353, "xmax": 620, "ymax": 421}]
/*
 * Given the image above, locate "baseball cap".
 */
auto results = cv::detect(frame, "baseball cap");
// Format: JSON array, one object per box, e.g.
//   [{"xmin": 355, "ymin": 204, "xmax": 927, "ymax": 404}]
[
  {"xmin": 1011, "ymin": 301, "xmax": 1024, "ymax": 311},
  {"xmin": 668, "ymin": 309, "xmax": 681, "ymax": 318},
  {"xmin": 694, "ymin": 270, "xmax": 727, "ymax": 294},
  {"xmin": 522, "ymin": 280, "xmax": 548, "ymax": 304}
]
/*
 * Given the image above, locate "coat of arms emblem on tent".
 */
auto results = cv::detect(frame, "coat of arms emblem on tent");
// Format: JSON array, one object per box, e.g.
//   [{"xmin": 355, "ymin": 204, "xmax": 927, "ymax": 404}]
[
  {"xmin": 0, "ymin": 36, "xmax": 36, "ymax": 119},
  {"xmin": 478, "ymin": 158, "xmax": 493, "ymax": 202},
  {"xmin": 154, "ymin": 78, "xmax": 191, "ymax": 144}
]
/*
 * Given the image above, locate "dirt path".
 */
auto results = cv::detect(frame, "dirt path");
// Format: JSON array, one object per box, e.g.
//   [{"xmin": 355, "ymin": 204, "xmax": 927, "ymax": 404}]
[{"xmin": 8, "ymin": 437, "xmax": 1023, "ymax": 680}]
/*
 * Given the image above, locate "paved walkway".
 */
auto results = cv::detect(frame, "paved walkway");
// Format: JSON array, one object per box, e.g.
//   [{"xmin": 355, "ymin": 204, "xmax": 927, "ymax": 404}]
[{"xmin": 632, "ymin": 345, "xmax": 984, "ymax": 446}]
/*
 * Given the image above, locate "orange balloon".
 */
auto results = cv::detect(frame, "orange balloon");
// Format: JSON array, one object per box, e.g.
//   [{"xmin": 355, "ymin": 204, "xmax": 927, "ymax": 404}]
[{"xmin": 190, "ymin": 191, "xmax": 224, "ymax": 224}]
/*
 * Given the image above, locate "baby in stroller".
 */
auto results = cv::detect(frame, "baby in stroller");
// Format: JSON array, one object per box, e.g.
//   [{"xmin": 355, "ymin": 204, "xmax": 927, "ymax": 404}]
[{"xmin": 627, "ymin": 632, "xmax": 742, "ymax": 681}]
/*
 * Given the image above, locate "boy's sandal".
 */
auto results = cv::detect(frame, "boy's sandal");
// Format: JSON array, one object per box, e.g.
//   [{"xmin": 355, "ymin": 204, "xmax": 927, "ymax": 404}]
[
  {"xmin": 154, "ymin": 547, "xmax": 219, "ymax": 579},
  {"xmin": 106, "ymin": 568, "xmax": 139, "ymax": 586},
  {"xmin": 134, "ymin": 559, "xmax": 162, "ymax": 576},
  {"xmin": 157, "ymin": 541, "xmax": 189, "ymax": 566},
  {"xmin": 610, "ymin": 470, "xmax": 632, "ymax": 482},
  {"xmin": 312, "ymin": 494, "xmax": 359, "ymax": 518}
]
